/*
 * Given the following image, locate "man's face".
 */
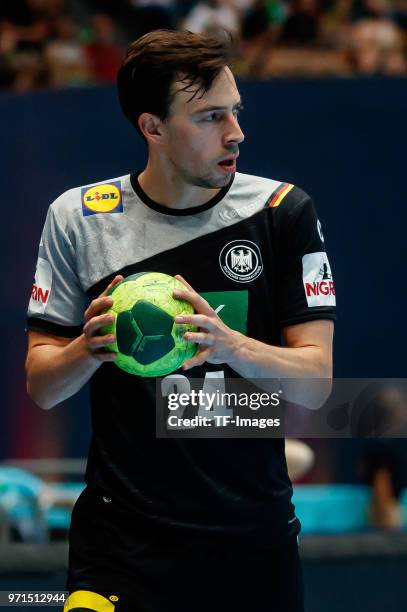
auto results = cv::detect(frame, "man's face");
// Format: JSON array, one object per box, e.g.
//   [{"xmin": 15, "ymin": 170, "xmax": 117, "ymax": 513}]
[{"xmin": 160, "ymin": 67, "xmax": 245, "ymax": 189}]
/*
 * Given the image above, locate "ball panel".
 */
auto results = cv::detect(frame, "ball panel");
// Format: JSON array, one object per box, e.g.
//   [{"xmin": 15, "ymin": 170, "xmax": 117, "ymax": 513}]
[
  {"xmin": 113, "ymin": 335, "xmax": 197, "ymax": 377},
  {"xmin": 107, "ymin": 272, "xmax": 152, "ymax": 297},
  {"xmin": 135, "ymin": 334, "xmax": 175, "ymax": 365},
  {"xmin": 132, "ymin": 300, "xmax": 173, "ymax": 336},
  {"xmin": 116, "ymin": 311, "xmax": 142, "ymax": 356}
]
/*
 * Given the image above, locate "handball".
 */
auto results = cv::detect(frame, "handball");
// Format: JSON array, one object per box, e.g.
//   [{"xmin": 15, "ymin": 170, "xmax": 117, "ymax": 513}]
[{"xmin": 101, "ymin": 272, "xmax": 198, "ymax": 377}]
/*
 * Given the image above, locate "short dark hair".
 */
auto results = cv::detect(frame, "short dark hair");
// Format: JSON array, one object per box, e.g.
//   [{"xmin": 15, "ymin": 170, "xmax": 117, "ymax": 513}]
[{"xmin": 117, "ymin": 29, "xmax": 234, "ymax": 139}]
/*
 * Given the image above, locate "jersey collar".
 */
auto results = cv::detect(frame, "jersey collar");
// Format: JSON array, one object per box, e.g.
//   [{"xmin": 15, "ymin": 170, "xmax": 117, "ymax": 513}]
[{"xmin": 130, "ymin": 171, "xmax": 234, "ymax": 216}]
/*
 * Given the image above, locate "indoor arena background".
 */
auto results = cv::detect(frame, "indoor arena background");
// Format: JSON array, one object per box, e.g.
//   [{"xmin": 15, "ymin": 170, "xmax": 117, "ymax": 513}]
[{"xmin": 1, "ymin": 0, "xmax": 407, "ymax": 610}]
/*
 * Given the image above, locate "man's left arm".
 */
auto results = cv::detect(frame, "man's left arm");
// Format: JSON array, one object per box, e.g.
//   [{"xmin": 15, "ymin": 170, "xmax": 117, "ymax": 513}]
[{"xmin": 173, "ymin": 278, "xmax": 333, "ymax": 409}]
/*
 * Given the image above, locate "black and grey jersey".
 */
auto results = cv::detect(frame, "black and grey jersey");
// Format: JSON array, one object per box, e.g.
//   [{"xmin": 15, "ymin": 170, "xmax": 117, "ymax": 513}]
[{"xmin": 27, "ymin": 171, "xmax": 336, "ymax": 547}]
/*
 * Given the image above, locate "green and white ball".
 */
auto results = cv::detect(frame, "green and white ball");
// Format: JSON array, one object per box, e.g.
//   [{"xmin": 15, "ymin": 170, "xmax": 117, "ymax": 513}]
[{"xmin": 101, "ymin": 272, "xmax": 198, "ymax": 377}]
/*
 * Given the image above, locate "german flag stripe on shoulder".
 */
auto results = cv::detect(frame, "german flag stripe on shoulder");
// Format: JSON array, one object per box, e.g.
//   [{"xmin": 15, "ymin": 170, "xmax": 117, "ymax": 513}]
[{"xmin": 267, "ymin": 182, "xmax": 294, "ymax": 208}]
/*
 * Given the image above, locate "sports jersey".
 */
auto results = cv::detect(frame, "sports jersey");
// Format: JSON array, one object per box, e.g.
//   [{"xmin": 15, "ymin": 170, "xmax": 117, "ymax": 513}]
[{"xmin": 27, "ymin": 171, "xmax": 336, "ymax": 548}]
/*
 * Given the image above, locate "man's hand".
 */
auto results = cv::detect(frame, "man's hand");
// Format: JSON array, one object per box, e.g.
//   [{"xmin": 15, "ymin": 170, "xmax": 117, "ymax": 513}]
[
  {"xmin": 82, "ymin": 275, "xmax": 124, "ymax": 362},
  {"xmin": 173, "ymin": 275, "xmax": 243, "ymax": 370},
  {"xmin": 171, "ymin": 275, "xmax": 333, "ymax": 409},
  {"xmin": 26, "ymin": 274, "xmax": 126, "ymax": 409}
]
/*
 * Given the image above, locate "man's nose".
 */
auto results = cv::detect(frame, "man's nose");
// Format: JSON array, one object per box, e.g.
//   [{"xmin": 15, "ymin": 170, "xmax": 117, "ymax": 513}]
[{"xmin": 224, "ymin": 113, "xmax": 245, "ymax": 145}]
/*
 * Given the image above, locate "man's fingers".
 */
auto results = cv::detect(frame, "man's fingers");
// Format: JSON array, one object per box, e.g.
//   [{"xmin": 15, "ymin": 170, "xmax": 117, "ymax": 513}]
[
  {"xmin": 84, "ymin": 275, "xmax": 123, "ymax": 321},
  {"xmin": 184, "ymin": 332, "xmax": 214, "ymax": 345},
  {"xmin": 173, "ymin": 288, "xmax": 212, "ymax": 315},
  {"xmin": 175, "ymin": 314, "xmax": 214, "ymax": 331},
  {"xmin": 99, "ymin": 275, "xmax": 124, "ymax": 298},
  {"xmin": 83, "ymin": 313, "xmax": 115, "ymax": 337},
  {"xmin": 91, "ymin": 349, "xmax": 118, "ymax": 362},
  {"xmin": 82, "ymin": 276, "xmax": 123, "ymax": 360},
  {"xmin": 174, "ymin": 274, "xmax": 194, "ymax": 291},
  {"xmin": 87, "ymin": 334, "xmax": 116, "ymax": 350},
  {"xmin": 183, "ymin": 347, "xmax": 212, "ymax": 370},
  {"xmin": 173, "ymin": 276, "xmax": 215, "ymax": 319},
  {"xmin": 84, "ymin": 296, "xmax": 114, "ymax": 323}
]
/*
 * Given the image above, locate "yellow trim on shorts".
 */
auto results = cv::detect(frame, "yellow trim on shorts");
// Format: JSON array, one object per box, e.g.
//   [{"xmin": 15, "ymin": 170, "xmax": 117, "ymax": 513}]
[{"xmin": 64, "ymin": 590, "xmax": 117, "ymax": 611}]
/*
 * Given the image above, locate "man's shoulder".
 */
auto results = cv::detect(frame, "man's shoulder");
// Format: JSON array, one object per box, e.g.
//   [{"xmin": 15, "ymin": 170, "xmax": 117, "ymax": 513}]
[
  {"xmin": 232, "ymin": 171, "xmax": 282, "ymax": 198},
  {"xmin": 232, "ymin": 172, "xmax": 311, "ymax": 210},
  {"xmin": 49, "ymin": 174, "xmax": 129, "ymax": 226}
]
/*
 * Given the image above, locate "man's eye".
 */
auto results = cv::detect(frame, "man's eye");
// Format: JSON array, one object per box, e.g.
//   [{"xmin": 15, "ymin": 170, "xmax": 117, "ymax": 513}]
[
  {"xmin": 201, "ymin": 106, "xmax": 243, "ymax": 122},
  {"xmin": 203, "ymin": 113, "xmax": 222, "ymax": 122}
]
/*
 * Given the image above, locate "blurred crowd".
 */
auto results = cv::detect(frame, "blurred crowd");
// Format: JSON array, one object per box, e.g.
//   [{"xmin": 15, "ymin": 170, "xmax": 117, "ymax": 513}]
[{"xmin": 0, "ymin": 0, "xmax": 406, "ymax": 91}]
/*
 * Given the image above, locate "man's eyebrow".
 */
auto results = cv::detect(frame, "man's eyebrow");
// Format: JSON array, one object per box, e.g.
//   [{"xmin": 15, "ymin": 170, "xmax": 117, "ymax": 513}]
[{"xmin": 192, "ymin": 100, "xmax": 243, "ymax": 115}]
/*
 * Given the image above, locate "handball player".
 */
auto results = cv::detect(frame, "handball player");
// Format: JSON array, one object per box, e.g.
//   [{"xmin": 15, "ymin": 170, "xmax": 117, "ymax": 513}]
[{"xmin": 26, "ymin": 30, "xmax": 335, "ymax": 612}]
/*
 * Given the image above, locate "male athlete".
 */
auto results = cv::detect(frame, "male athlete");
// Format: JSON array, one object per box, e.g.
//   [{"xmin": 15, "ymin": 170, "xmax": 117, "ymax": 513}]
[{"xmin": 26, "ymin": 30, "xmax": 335, "ymax": 612}]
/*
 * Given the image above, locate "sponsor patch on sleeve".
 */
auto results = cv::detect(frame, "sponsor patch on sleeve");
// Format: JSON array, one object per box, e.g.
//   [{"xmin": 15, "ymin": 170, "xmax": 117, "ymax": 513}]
[
  {"xmin": 81, "ymin": 181, "xmax": 123, "ymax": 216},
  {"xmin": 29, "ymin": 257, "xmax": 52, "ymax": 314},
  {"xmin": 302, "ymin": 252, "xmax": 335, "ymax": 307}
]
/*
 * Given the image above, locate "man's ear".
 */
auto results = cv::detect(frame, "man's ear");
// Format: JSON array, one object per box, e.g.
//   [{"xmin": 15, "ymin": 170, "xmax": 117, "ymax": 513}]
[{"xmin": 138, "ymin": 113, "xmax": 165, "ymax": 145}]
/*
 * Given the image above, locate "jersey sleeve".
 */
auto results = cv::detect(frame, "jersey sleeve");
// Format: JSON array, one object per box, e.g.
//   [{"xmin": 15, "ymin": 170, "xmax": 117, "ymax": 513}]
[
  {"xmin": 26, "ymin": 202, "xmax": 88, "ymax": 338},
  {"xmin": 269, "ymin": 186, "xmax": 336, "ymax": 328}
]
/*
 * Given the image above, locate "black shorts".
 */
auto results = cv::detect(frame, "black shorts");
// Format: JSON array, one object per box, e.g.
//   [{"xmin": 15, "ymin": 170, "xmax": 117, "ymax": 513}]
[{"xmin": 65, "ymin": 486, "xmax": 304, "ymax": 612}]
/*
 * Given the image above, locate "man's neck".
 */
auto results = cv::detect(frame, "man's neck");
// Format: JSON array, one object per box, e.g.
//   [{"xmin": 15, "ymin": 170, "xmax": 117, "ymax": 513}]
[{"xmin": 138, "ymin": 162, "xmax": 221, "ymax": 210}]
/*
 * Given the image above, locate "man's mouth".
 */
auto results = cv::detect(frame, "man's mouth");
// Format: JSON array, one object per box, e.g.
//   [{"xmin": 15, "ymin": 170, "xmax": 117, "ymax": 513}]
[{"xmin": 217, "ymin": 156, "xmax": 238, "ymax": 173}]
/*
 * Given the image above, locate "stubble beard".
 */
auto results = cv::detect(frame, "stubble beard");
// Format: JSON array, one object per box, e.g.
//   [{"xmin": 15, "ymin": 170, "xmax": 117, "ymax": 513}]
[{"xmin": 178, "ymin": 164, "xmax": 231, "ymax": 190}]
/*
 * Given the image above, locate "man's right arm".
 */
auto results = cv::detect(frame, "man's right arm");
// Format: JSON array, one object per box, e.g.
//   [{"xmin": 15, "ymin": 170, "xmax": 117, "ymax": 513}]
[{"xmin": 25, "ymin": 275, "xmax": 123, "ymax": 410}]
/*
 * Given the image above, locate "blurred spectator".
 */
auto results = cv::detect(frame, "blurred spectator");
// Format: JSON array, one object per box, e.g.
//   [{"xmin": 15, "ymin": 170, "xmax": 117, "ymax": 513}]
[
  {"xmin": 183, "ymin": 0, "xmax": 240, "ymax": 36},
  {"xmin": 352, "ymin": 0, "xmax": 393, "ymax": 20},
  {"xmin": 44, "ymin": 15, "xmax": 89, "ymax": 87},
  {"xmin": 0, "ymin": 0, "xmax": 49, "ymax": 53},
  {"xmin": 279, "ymin": 0, "xmax": 322, "ymax": 46},
  {"xmin": 241, "ymin": 0, "xmax": 286, "ymax": 39},
  {"xmin": 260, "ymin": 46, "xmax": 349, "ymax": 75},
  {"xmin": 346, "ymin": 17, "xmax": 407, "ymax": 74},
  {"xmin": 319, "ymin": 0, "xmax": 353, "ymax": 47},
  {"xmin": 237, "ymin": 0, "xmax": 284, "ymax": 78},
  {"xmin": 0, "ymin": 0, "xmax": 51, "ymax": 91},
  {"xmin": 85, "ymin": 14, "xmax": 123, "ymax": 83},
  {"xmin": 1, "ymin": 0, "xmax": 407, "ymax": 90},
  {"xmin": 238, "ymin": 0, "xmax": 350, "ymax": 77},
  {"xmin": 353, "ymin": 384, "xmax": 407, "ymax": 530},
  {"xmin": 361, "ymin": 442, "xmax": 405, "ymax": 530},
  {"xmin": 128, "ymin": 0, "xmax": 176, "ymax": 39}
]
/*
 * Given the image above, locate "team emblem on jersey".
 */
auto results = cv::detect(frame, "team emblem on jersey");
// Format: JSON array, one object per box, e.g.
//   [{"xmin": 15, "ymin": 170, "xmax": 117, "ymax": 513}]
[
  {"xmin": 81, "ymin": 181, "xmax": 123, "ymax": 216},
  {"xmin": 219, "ymin": 240, "xmax": 263, "ymax": 283},
  {"xmin": 302, "ymin": 252, "xmax": 335, "ymax": 307}
]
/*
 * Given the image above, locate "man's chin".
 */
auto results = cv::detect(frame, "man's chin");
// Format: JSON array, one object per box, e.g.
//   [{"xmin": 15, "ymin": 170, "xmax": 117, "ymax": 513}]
[
  {"xmin": 182, "ymin": 166, "xmax": 233, "ymax": 190},
  {"xmin": 215, "ymin": 173, "xmax": 233, "ymax": 187},
  {"xmin": 195, "ymin": 173, "xmax": 232, "ymax": 190}
]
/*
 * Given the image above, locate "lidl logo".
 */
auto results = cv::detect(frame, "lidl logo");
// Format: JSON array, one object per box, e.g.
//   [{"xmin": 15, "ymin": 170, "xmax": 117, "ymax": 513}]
[{"xmin": 82, "ymin": 181, "xmax": 123, "ymax": 216}]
